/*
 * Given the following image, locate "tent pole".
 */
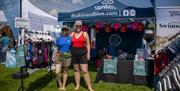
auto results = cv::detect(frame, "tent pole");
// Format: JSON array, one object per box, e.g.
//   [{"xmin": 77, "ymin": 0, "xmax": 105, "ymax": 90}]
[
  {"xmin": 17, "ymin": 0, "xmax": 27, "ymax": 91},
  {"xmin": 20, "ymin": 0, "xmax": 22, "ymax": 17},
  {"xmin": 153, "ymin": 0, "xmax": 157, "ymax": 53}
]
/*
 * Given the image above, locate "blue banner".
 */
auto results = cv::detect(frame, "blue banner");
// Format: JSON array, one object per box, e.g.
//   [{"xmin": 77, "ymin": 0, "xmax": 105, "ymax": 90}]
[
  {"xmin": 0, "ymin": 0, "xmax": 20, "ymax": 39},
  {"xmin": 58, "ymin": 0, "xmax": 155, "ymax": 21}
]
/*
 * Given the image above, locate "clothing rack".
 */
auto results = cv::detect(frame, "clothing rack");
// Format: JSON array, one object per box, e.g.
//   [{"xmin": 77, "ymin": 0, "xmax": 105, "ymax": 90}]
[
  {"xmin": 25, "ymin": 40, "xmax": 54, "ymax": 69},
  {"xmin": 154, "ymin": 54, "xmax": 180, "ymax": 91},
  {"xmin": 155, "ymin": 37, "xmax": 180, "ymax": 75},
  {"xmin": 158, "ymin": 54, "xmax": 180, "ymax": 78}
]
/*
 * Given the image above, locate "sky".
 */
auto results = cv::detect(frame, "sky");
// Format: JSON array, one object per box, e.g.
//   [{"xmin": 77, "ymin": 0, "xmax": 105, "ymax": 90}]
[
  {"xmin": 27, "ymin": 0, "xmax": 180, "ymax": 37},
  {"xmin": 1, "ymin": 0, "xmax": 180, "ymax": 17}
]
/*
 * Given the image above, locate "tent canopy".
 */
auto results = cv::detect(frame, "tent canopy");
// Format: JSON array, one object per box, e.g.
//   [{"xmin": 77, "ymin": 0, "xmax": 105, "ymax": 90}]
[
  {"xmin": 58, "ymin": 0, "xmax": 155, "ymax": 21},
  {"xmin": 156, "ymin": 0, "xmax": 180, "ymax": 7}
]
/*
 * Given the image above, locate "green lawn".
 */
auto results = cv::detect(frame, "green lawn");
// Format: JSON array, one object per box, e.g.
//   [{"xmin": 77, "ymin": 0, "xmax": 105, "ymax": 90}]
[{"xmin": 0, "ymin": 64, "xmax": 151, "ymax": 91}]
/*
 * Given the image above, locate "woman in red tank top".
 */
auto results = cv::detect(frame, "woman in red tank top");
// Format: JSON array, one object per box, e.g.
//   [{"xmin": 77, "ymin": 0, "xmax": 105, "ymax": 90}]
[
  {"xmin": 70, "ymin": 20, "xmax": 94, "ymax": 91},
  {"xmin": 72, "ymin": 31, "xmax": 86, "ymax": 48}
]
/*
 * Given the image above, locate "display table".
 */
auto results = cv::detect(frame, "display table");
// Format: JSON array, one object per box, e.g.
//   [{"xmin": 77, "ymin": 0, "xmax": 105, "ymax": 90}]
[
  {"xmin": 95, "ymin": 58, "xmax": 154, "ymax": 85},
  {"xmin": 95, "ymin": 59, "xmax": 133, "ymax": 83}
]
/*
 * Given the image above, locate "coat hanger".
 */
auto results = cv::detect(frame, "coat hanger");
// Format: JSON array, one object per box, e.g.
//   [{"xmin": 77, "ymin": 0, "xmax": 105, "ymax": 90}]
[
  {"xmin": 171, "ymin": 69, "xmax": 180, "ymax": 90},
  {"xmin": 162, "ymin": 78, "xmax": 168, "ymax": 91},
  {"xmin": 158, "ymin": 69, "xmax": 172, "ymax": 91},
  {"xmin": 157, "ymin": 81, "xmax": 163, "ymax": 91},
  {"xmin": 177, "ymin": 63, "xmax": 180, "ymax": 71},
  {"xmin": 156, "ymin": 54, "xmax": 180, "ymax": 91},
  {"xmin": 158, "ymin": 61, "xmax": 175, "ymax": 78},
  {"xmin": 162, "ymin": 69, "xmax": 172, "ymax": 91},
  {"xmin": 174, "ymin": 66, "xmax": 180, "ymax": 82},
  {"xmin": 166, "ymin": 76, "xmax": 172, "ymax": 90},
  {"xmin": 159, "ymin": 54, "xmax": 180, "ymax": 78}
]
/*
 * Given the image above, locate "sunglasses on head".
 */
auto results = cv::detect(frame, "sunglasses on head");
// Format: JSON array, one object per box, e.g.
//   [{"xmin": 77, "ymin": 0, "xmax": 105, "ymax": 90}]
[
  {"xmin": 62, "ymin": 28, "xmax": 69, "ymax": 31},
  {"xmin": 76, "ymin": 25, "xmax": 82, "ymax": 27}
]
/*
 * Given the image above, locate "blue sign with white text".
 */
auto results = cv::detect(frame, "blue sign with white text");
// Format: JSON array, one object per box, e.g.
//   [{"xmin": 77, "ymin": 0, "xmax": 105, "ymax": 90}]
[{"xmin": 58, "ymin": 0, "xmax": 155, "ymax": 21}]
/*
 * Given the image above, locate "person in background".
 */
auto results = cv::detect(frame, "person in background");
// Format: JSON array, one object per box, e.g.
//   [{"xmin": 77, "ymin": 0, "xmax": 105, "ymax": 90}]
[
  {"xmin": 8, "ymin": 40, "xmax": 16, "ymax": 53},
  {"xmin": 70, "ymin": 20, "xmax": 94, "ymax": 91},
  {"xmin": 53, "ymin": 25, "xmax": 72, "ymax": 91},
  {"xmin": 0, "ymin": 32, "xmax": 12, "ymax": 63},
  {"xmin": 96, "ymin": 49, "xmax": 104, "ymax": 71}
]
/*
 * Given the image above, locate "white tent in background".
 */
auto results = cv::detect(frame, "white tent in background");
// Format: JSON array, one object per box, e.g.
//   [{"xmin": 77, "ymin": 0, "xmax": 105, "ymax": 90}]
[
  {"xmin": 0, "ymin": 10, "xmax": 7, "ymax": 22},
  {"xmin": 0, "ymin": 10, "xmax": 8, "ymax": 30},
  {"xmin": 22, "ymin": 0, "xmax": 58, "ymax": 31}
]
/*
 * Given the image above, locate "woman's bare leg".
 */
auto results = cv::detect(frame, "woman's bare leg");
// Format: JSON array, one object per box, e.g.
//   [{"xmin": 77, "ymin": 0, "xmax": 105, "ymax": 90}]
[
  {"xmin": 73, "ymin": 64, "xmax": 80, "ymax": 90},
  {"xmin": 55, "ymin": 63, "xmax": 63, "ymax": 88},
  {"xmin": 80, "ymin": 64, "xmax": 94, "ymax": 91},
  {"xmin": 60, "ymin": 66, "xmax": 68, "ymax": 90}
]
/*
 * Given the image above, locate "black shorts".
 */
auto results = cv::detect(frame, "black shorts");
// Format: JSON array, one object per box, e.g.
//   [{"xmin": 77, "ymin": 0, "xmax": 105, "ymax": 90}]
[
  {"xmin": 71, "ymin": 47, "xmax": 88, "ymax": 64},
  {"xmin": 72, "ymin": 54, "xmax": 88, "ymax": 64}
]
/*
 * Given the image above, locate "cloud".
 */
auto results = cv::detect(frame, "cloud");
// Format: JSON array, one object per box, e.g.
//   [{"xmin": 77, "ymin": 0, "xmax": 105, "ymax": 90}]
[{"xmin": 72, "ymin": 0, "xmax": 84, "ymax": 5}]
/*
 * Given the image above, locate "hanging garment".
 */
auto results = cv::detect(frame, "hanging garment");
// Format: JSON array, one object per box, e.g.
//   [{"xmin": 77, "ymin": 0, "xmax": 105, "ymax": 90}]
[
  {"xmin": 43, "ymin": 46, "xmax": 48, "ymax": 65},
  {"xmin": 155, "ymin": 50, "xmax": 169, "ymax": 75},
  {"xmin": 5, "ymin": 49, "xmax": 16, "ymax": 68},
  {"xmin": 28, "ymin": 43, "xmax": 33, "ymax": 62},
  {"xmin": 37, "ymin": 44, "xmax": 44, "ymax": 68},
  {"xmin": 96, "ymin": 58, "xmax": 102, "ymax": 68},
  {"xmin": 161, "ymin": 51, "xmax": 169, "ymax": 68},
  {"xmin": 47, "ymin": 44, "xmax": 52, "ymax": 62},
  {"xmin": 155, "ymin": 54, "xmax": 163, "ymax": 75}
]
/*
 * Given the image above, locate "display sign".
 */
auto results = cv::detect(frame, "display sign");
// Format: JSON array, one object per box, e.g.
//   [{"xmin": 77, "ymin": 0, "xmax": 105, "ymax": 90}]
[
  {"xmin": 103, "ymin": 58, "xmax": 118, "ymax": 74},
  {"xmin": 156, "ymin": 7, "xmax": 180, "ymax": 37},
  {"xmin": 156, "ymin": 7, "xmax": 180, "ymax": 49},
  {"xmin": 133, "ymin": 59, "xmax": 148, "ymax": 76},
  {"xmin": 15, "ymin": 17, "xmax": 30, "ymax": 28}
]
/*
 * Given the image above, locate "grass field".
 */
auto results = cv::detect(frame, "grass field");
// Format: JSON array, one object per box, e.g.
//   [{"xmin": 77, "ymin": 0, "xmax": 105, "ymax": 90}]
[{"xmin": 0, "ymin": 64, "xmax": 152, "ymax": 91}]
